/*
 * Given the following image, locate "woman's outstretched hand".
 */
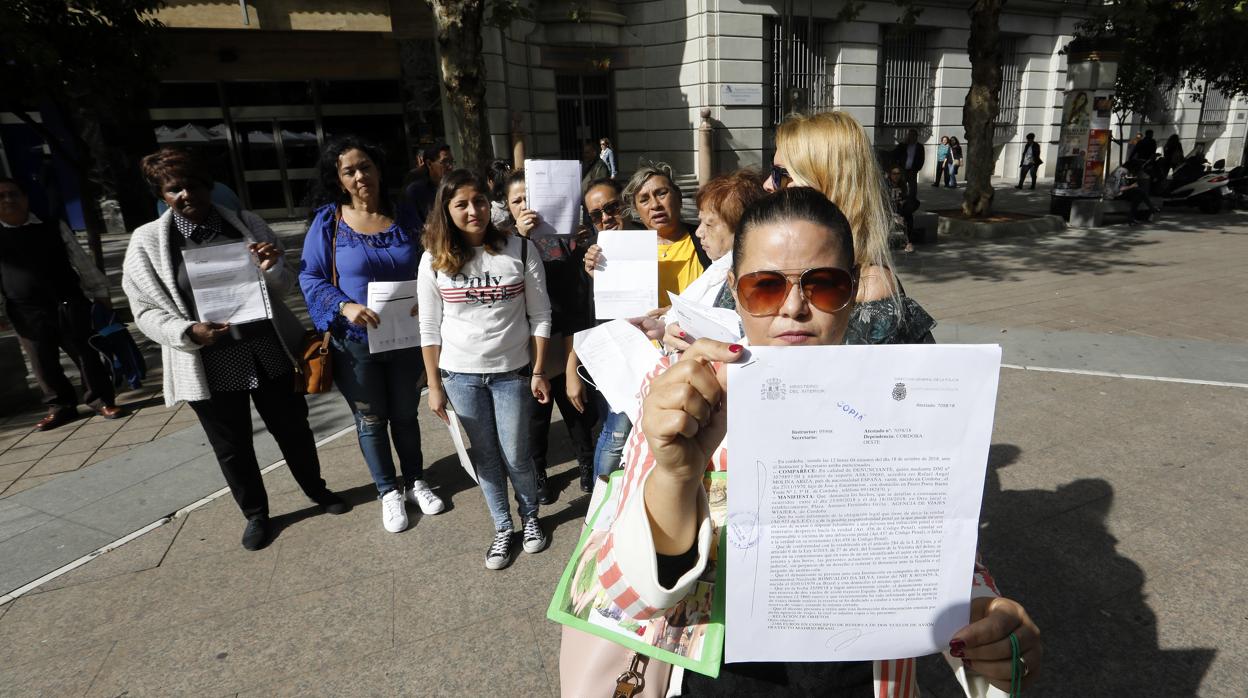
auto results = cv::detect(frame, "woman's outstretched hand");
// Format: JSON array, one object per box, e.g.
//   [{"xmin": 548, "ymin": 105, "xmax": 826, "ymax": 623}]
[
  {"xmin": 640, "ymin": 339, "xmax": 743, "ymax": 482},
  {"xmin": 951, "ymin": 596, "xmax": 1042, "ymax": 692}
]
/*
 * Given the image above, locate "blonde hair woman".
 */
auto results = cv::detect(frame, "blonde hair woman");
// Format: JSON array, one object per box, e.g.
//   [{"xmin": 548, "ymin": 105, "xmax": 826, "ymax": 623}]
[{"xmin": 766, "ymin": 111, "xmax": 936, "ymax": 344}]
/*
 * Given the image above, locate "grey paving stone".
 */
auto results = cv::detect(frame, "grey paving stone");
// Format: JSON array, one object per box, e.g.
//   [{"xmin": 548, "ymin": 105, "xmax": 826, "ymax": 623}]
[
  {"xmin": 59, "ymin": 452, "xmax": 233, "ymax": 536},
  {"xmin": 0, "ymin": 501, "xmax": 52, "ymax": 543},
  {"xmin": 0, "ymin": 442, "xmax": 55, "ymax": 466},
  {"xmin": 21, "ymin": 452, "xmax": 91, "ymax": 478},
  {"xmin": 0, "ymin": 641, "xmax": 115, "ymax": 697},
  {"xmin": 29, "ymin": 516, "xmax": 186, "ymax": 595},
  {"xmin": 0, "ymin": 517, "xmax": 116, "ymax": 594}
]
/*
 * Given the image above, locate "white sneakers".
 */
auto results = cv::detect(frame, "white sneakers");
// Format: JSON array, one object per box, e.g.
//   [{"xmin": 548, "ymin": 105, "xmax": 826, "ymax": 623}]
[
  {"xmin": 381, "ymin": 489, "xmax": 408, "ymax": 533},
  {"xmin": 381, "ymin": 481, "xmax": 446, "ymax": 533},
  {"xmin": 406, "ymin": 480, "xmax": 446, "ymax": 515}
]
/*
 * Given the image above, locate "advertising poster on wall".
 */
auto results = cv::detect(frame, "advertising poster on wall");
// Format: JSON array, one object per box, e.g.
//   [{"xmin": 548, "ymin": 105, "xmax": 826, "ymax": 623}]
[{"xmin": 1054, "ymin": 90, "xmax": 1114, "ymax": 197}]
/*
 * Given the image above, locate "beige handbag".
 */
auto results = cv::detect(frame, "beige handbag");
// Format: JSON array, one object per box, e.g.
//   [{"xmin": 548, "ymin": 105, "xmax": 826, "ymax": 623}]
[{"xmin": 559, "ymin": 627, "xmax": 674, "ymax": 697}]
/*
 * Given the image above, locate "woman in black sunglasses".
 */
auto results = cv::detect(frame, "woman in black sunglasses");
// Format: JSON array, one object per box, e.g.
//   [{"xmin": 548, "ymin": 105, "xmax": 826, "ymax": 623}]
[{"xmin": 560, "ymin": 187, "xmax": 1042, "ymax": 696}]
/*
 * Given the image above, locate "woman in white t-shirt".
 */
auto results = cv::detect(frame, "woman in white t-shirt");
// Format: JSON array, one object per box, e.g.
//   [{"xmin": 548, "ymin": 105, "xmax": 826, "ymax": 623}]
[{"xmin": 419, "ymin": 169, "xmax": 554, "ymax": 571}]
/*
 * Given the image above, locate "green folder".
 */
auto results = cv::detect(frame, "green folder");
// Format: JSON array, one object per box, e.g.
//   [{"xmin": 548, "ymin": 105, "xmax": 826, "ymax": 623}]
[{"xmin": 546, "ymin": 471, "xmax": 727, "ymax": 678}]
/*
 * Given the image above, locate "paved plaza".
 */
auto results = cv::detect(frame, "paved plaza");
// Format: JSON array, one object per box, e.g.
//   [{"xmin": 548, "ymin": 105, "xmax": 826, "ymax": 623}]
[{"xmin": 1, "ymin": 192, "xmax": 1246, "ymax": 696}]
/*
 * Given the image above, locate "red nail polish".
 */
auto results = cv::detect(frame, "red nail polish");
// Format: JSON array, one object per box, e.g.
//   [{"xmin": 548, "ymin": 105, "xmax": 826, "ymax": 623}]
[
  {"xmin": 728, "ymin": 344, "xmax": 743, "ymax": 353},
  {"xmin": 949, "ymin": 639, "xmax": 965, "ymax": 657},
  {"xmin": 679, "ymin": 331, "xmax": 688, "ymax": 339}
]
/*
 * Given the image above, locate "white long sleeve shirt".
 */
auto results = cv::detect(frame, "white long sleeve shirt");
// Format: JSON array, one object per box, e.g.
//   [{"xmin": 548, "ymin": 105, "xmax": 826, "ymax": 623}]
[{"xmin": 418, "ymin": 234, "xmax": 552, "ymax": 373}]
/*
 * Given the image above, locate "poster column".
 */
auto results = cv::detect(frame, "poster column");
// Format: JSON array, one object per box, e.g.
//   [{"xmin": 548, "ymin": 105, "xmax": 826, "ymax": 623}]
[{"xmin": 1050, "ymin": 40, "xmax": 1121, "ymax": 215}]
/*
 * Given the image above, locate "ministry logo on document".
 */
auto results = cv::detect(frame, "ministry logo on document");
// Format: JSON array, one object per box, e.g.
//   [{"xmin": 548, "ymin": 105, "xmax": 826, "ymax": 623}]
[
  {"xmin": 761, "ymin": 378, "xmax": 787, "ymax": 401},
  {"xmin": 891, "ymin": 382, "xmax": 908, "ymax": 401}
]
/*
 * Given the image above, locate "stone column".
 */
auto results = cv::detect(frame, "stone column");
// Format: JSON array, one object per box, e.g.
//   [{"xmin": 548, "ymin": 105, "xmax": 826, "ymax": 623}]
[{"xmin": 697, "ymin": 108, "xmax": 714, "ymax": 185}]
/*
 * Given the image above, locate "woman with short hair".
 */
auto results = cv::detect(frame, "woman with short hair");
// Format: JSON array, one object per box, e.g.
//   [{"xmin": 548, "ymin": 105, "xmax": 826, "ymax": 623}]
[
  {"xmin": 299, "ymin": 135, "xmax": 444, "ymax": 535},
  {"xmin": 123, "ymin": 147, "xmax": 347, "ymax": 552}
]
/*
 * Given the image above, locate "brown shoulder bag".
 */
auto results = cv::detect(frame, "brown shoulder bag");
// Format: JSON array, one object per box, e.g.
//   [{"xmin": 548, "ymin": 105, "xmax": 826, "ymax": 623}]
[{"xmin": 298, "ymin": 207, "xmax": 340, "ymax": 394}]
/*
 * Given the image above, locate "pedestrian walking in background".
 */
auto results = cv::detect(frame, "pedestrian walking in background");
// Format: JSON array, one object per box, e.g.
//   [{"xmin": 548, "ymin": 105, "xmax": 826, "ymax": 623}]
[
  {"xmin": 933, "ymin": 136, "xmax": 950, "ymax": 187},
  {"xmin": 123, "ymin": 148, "xmax": 347, "ymax": 552},
  {"xmin": 1162, "ymin": 134, "xmax": 1185, "ymax": 181},
  {"xmin": 404, "ymin": 143, "xmax": 454, "ymax": 223},
  {"xmin": 1135, "ymin": 129, "xmax": 1158, "ymax": 163},
  {"xmin": 299, "ymin": 136, "xmax": 444, "ymax": 535},
  {"xmin": 599, "ymin": 138, "xmax": 617, "ymax": 179},
  {"xmin": 503, "ymin": 169, "xmax": 597, "ymax": 505},
  {"xmin": 0, "ymin": 177, "xmax": 126, "ymax": 431},
  {"xmin": 945, "ymin": 137, "xmax": 963, "ymax": 188},
  {"xmin": 1016, "ymin": 132, "xmax": 1043, "ymax": 190},
  {"xmin": 419, "ymin": 169, "xmax": 552, "ymax": 571},
  {"xmin": 890, "ymin": 128, "xmax": 925, "ymax": 201},
  {"xmin": 580, "ymin": 140, "xmax": 611, "ymax": 194}
]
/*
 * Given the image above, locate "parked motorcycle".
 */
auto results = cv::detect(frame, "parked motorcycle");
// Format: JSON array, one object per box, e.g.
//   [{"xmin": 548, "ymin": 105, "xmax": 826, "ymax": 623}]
[{"xmin": 1161, "ymin": 156, "xmax": 1229, "ymax": 213}]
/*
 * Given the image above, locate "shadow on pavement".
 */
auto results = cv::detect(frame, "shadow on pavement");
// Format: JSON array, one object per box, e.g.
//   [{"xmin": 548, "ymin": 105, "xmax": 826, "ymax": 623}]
[
  {"xmin": 896, "ymin": 212, "xmax": 1246, "ymax": 286},
  {"xmin": 918, "ymin": 444, "xmax": 1215, "ymax": 696}
]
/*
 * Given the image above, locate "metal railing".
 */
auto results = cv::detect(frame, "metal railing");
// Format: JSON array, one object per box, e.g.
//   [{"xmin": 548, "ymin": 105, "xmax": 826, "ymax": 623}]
[
  {"xmin": 770, "ymin": 18, "xmax": 831, "ymax": 124},
  {"xmin": 879, "ymin": 27, "xmax": 932, "ymax": 126}
]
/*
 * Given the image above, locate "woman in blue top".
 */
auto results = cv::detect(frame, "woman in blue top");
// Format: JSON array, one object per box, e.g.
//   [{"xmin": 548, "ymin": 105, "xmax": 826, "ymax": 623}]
[{"xmin": 299, "ymin": 136, "xmax": 444, "ymax": 534}]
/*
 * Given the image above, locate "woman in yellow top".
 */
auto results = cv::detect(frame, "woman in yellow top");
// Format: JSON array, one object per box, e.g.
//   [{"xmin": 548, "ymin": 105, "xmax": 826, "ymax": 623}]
[
  {"xmin": 581, "ymin": 164, "xmax": 710, "ymax": 481},
  {"xmin": 584, "ymin": 164, "xmax": 711, "ymax": 306}
]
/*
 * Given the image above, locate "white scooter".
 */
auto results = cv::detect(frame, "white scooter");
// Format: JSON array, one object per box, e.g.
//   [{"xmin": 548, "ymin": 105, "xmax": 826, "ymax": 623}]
[{"xmin": 1164, "ymin": 157, "xmax": 1229, "ymax": 213}]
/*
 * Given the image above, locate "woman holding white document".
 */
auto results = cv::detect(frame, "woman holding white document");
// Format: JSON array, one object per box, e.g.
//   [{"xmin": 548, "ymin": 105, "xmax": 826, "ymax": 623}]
[
  {"xmin": 418, "ymin": 169, "xmax": 553, "ymax": 571},
  {"xmin": 560, "ymin": 187, "xmax": 1042, "ymax": 696},
  {"xmin": 299, "ymin": 136, "xmax": 443, "ymax": 535},
  {"xmin": 124, "ymin": 147, "xmax": 348, "ymax": 553}
]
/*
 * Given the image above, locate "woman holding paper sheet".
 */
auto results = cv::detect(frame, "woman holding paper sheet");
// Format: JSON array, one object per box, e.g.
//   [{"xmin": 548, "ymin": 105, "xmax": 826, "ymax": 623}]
[
  {"xmin": 503, "ymin": 169, "xmax": 598, "ymax": 501},
  {"xmin": 766, "ymin": 111, "xmax": 936, "ymax": 345},
  {"xmin": 124, "ymin": 147, "xmax": 348, "ymax": 553},
  {"xmin": 561, "ymin": 188, "xmax": 1041, "ymax": 696},
  {"xmin": 582, "ymin": 166, "xmax": 712, "ymax": 479},
  {"xmin": 418, "ymin": 168, "xmax": 554, "ymax": 571},
  {"xmin": 299, "ymin": 136, "xmax": 444, "ymax": 535}
]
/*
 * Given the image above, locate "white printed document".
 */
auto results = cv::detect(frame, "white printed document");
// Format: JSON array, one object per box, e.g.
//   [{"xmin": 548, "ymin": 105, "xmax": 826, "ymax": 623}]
[
  {"xmin": 524, "ymin": 159, "xmax": 582, "ymax": 236},
  {"xmin": 725, "ymin": 344, "xmax": 1001, "ymax": 663},
  {"xmin": 181, "ymin": 242, "xmax": 271, "ymax": 324},
  {"xmin": 572, "ymin": 320, "xmax": 662, "ymax": 420},
  {"xmin": 366, "ymin": 280, "xmax": 421, "ymax": 354},
  {"xmin": 667, "ymin": 291, "xmax": 742, "ymax": 344},
  {"xmin": 593, "ymin": 230, "xmax": 657, "ymax": 319},
  {"xmin": 446, "ymin": 410, "xmax": 477, "ymax": 484}
]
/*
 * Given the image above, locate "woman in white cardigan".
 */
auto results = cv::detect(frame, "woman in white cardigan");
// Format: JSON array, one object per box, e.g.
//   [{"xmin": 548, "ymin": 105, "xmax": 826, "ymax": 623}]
[{"xmin": 122, "ymin": 148, "xmax": 347, "ymax": 551}]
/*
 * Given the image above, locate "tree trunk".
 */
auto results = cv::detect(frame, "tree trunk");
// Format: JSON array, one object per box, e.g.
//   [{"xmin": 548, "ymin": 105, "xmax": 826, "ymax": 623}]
[
  {"xmin": 961, "ymin": 0, "xmax": 1004, "ymax": 218},
  {"xmin": 427, "ymin": 0, "xmax": 493, "ymax": 172}
]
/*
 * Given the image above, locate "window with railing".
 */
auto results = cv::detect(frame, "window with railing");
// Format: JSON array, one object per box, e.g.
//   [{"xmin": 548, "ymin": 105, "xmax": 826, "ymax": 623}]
[
  {"xmin": 994, "ymin": 37, "xmax": 1022, "ymax": 139},
  {"xmin": 879, "ymin": 26, "xmax": 932, "ymax": 126},
  {"xmin": 1199, "ymin": 86, "xmax": 1231, "ymax": 124},
  {"xmin": 770, "ymin": 18, "xmax": 831, "ymax": 125}
]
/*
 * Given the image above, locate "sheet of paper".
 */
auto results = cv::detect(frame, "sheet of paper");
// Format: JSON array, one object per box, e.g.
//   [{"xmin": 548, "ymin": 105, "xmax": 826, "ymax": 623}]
[
  {"xmin": 725, "ymin": 344, "xmax": 1001, "ymax": 663},
  {"xmin": 180, "ymin": 242, "xmax": 271, "ymax": 324},
  {"xmin": 446, "ymin": 410, "xmax": 477, "ymax": 484},
  {"xmin": 524, "ymin": 159, "xmax": 582, "ymax": 236},
  {"xmin": 366, "ymin": 280, "xmax": 421, "ymax": 354},
  {"xmin": 572, "ymin": 320, "xmax": 662, "ymax": 419},
  {"xmin": 594, "ymin": 230, "xmax": 657, "ymax": 319},
  {"xmin": 667, "ymin": 291, "xmax": 742, "ymax": 344}
]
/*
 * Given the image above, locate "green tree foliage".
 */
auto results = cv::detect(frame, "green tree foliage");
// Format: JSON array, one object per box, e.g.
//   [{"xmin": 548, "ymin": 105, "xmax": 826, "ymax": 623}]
[
  {"xmin": 1078, "ymin": 0, "xmax": 1248, "ymax": 109},
  {"xmin": 0, "ymin": 1, "xmax": 167, "ymax": 263}
]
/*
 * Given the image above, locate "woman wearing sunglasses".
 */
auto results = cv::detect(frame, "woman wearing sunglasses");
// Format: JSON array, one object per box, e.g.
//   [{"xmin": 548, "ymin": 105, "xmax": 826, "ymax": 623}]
[
  {"xmin": 767, "ymin": 111, "xmax": 935, "ymax": 345},
  {"xmin": 560, "ymin": 187, "xmax": 1042, "ymax": 696},
  {"xmin": 501, "ymin": 169, "xmax": 598, "ymax": 502},
  {"xmin": 581, "ymin": 165, "xmax": 712, "ymax": 479}
]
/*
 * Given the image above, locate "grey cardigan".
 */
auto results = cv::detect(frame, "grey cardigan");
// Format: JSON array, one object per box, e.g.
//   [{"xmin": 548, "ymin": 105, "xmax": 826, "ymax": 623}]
[{"xmin": 122, "ymin": 206, "xmax": 305, "ymax": 406}]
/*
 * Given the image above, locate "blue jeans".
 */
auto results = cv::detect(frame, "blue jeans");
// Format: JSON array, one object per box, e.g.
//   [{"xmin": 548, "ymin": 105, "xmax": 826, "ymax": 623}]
[
  {"xmin": 944, "ymin": 161, "xmax": 958, "ymax": 188},
  {"xmin": 593, "ymin": 404, "xmax": 632, "ymax": 479},
  {"xmin": 441, "ymin": 367, "xmax": 538, "ymax": 530},
  {"xmin": 332, "ymin": 338, "xmax": 425, "ymax": 497}
]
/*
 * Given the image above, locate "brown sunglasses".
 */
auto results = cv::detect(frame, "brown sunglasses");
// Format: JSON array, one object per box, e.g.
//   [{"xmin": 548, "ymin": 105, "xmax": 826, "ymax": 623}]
[{"xmin": 735, "ymin": 267, "xmax": 857, "ymax": 316}]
